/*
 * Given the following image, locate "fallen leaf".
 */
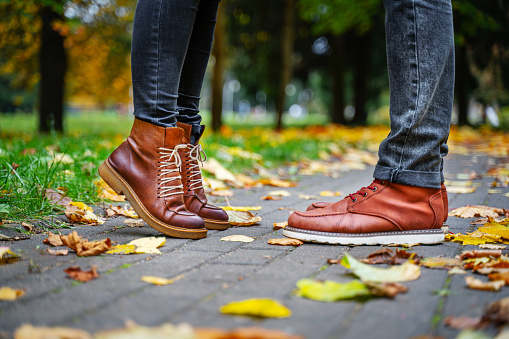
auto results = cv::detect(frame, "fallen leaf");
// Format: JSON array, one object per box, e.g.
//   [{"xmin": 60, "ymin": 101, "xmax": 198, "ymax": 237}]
[
  {"xmin": 225, "ymin": 210, "xmax": 262, "ymax": 226},
  {"xmin": 295, "ymin": 279, "xmax": 371, "ymax": 302},
  {"xmin": 444, "ymin": 316, "xmax": 482, "ymax": 330},
  {"xmin": 298, "ymin": 194, "xmax": 318, "ymax": 200},
  {"xmin": 0, "ymin": 286, "xmax": 25, "ymax": 300},
  {"xmin": 68, "ymin": 201, "xmax": 93, "ymax": 212},
  {"xmin": 14, "ymin": 324, "xmax": 91, "ymax": 339},
  {"xmin": 445, "ymin": 234, "xmax": 494, "ymax": 246},
  {"xmin": 447, "ymin": 187, "xmax": 476, "ymax": 194},
  {"xmin": 44, "ymin": 188, "xmax": 72, "ymax": 207},
  {"xmin": 480, "ymin": 244, "xmax": 507, "ymax": 250},
  {"xmin": 47, "ymin": 248, "xmax": 69, "ymax": 256},
  {"xmin": 63, "ymin": 266, "xmax": 99, "ymax": 282},
  {"xmin": 365, "ymin": 282, "xmax": 409, "ymax": 298},
  {"xmin": 488, "ymin": 272, "xmax": 509, "ymax": 284},
  {"xmin": 60, "ymin": 231, "xmax": 111, "ymax": 256},
  {"xmin": 0, "ymin": 246, "xmax": 20, "ymax": 264},
  {"xmin": 273, "ymin": 221, "xmax": 288, "ymax": 230},
  {"xmin": 44, "ymin": 231, "xmax": 64, "ymax": 246},
  {"xmin": 465, "ymin": 276, "xmax": 504, "ymax": 291},
  {"xmin": 122, "ymin": 219, "xmax": 146, "ymax": 227},
  {"xmin": 268, "ymin": 238, "xmax": 303, "ymax": 246},
  {"xmin": 21, "ymin": 221, "xmax": 33, "ymax": 232},
  {"xmin": 268, "ymin": 190, "xmax": 291, "ymax": 197},
  {"xmin": 260, "ymin": 195, "xmax": 282, "ymax": 201},
  {"xmin": 327, "ymin": 255, "xmax": 343, "ymax": 264},
  {"xmin": 341, "ymin": 253, "xmax": 421, "ymax": 282},
  {"xmin": 95, "ymin": 179, "xmax": 126, "ymax": 202},
  {"xmin": 235, "ymin": 174, "xmax": 259, "ymax": 187},
  {"xmin": 106, "ymin": 244, "xmax": 137, "ymax": 255},
  {"xmin": 220, "ymin": 298, "xmax": 291, "ymax": 318},
  {"xmin": 258, "ymin": 178, "xmax": 297, "ymax": 188},
  {"xmin": 448, "ymin": 267, "xmax": 468, "ymax": 275},
  {"xmin": 449, "ymin": 205, "xmax": 506, "ymax": 219},
  {"xmin": 220, "ymin": 235, "xmax": 254, "ymax": 243},
  {"xmin": 361, "ymin": 249, "xmax": 420, "ymax": 265},
  {"xmin": 195, "ymin": 327, "xmax": 303, "ymax": 339},
  {"xmin": 209, "ymin": 189, "xmax": 234, "ymax": 197},
  {"xmin": 222, "ymin": 206, "xmax": 262, "ymax": 211},
  {"xmin": 141, "ymin": 276, "xmax": 175, "ymax": 286},
  {"xmin": 127, "ymin": 237, "xmax": 165, "ymax": 254},
  {"xmin": 319, "ymin": 190, "xmax": 342, "ymax": 197},
  {"xmin": 105, "ymin": 205, "xmax": 138, "ymax": 219},
  {"xmin": 460, "ymin": 250, "xmax": 502, "ymax": 260},
  {"xmin": 202, "ymin": 158, "xmax": 244, "ymax": 188},
  {"xmin": 65, "ymin": 205, "xmax": 105, "ymax": 225},
  {"xmin": 482, "ymin": 297, "xmax": 509, "ymax": 326},
  {"xmin": 488, "ymin": 189, "xmax": 503, "ymax": 194}
]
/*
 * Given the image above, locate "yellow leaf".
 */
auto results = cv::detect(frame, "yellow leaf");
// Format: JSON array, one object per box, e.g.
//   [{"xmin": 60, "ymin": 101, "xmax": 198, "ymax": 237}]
[
  {"xmin": 14, "ymin": 324, "xmax": 91, "ymax": 339},
  {"xmin": 209, "ymin": 189, "xmax": 234, "ymax": 197},
  {"xmin": 65, "ymin": 210, "xmax": 106, "ymax": 225},
  {"xmin": 320, "ymin": 191, "xmax": 342, "ymax": 197},
  {"xmin": 69, "ymin": 201, "xmax": 93, "ymax": 212},
  {"xmin": 420, "ymin": 257, "xmax": 462, "ymax": 269},
  {"xmin": 298, "ymin": 194, "xmax": 318, "ymax": 200},
  {"xmin": 0, "ymin": 286, "xmax": 25, "ymax": 300},
  {"xmin": 95, "ymin": 179, "xmax": 126, "ymax": 202},
  {"xmin": 141, "ymin": 276, "xmax": 175, "ymax": 286},
  {"xmin": 449, "ymin": 205, "xmax": 506, "ymax": 219},
  {"xmin": 0, "ymin": 246, "xmax": 20, "ymax": 263},
  {"xmin": 268, "ymin": 190, "xmax": 291, "ymax": 197},
  {"xmin": 226, "ymin": 210, "xmax": 262, "ymax": 226},
  {"xmin": 267, "ymin": 238, "xmax": 303, "ymax": 246},
  {"xmin": 106, "ymin": 205, "xmax": 138, "ymax": 219},
  {"xmin": 273, "ymin": 221, "xmax": 288, "ymax": 230},
  {"xmin": 222, "ymin": 206, "xmax": 262, "ymax": 211},
  {"xmin": 202, "ymin": 158, "xmax": 244, "ymax": 188},
  {"xmin": 295, "ymin": 279, "xmax": 371, "ymax": 302},
  {"xmin": 445, "ymin": 233, "xmax": 492, "ymax": 245},
  {"xmin": 447, "ymin": 186, "xmax": 476, "ymax": 194},
  {"xmin": 220, "ymin": 235, "xmax": 254, "ymax": 243},
  {"xmin": 106, "ymin": 244, "xmax": 136, "ymax": 255},
  {"xmin": 258, "ymin": 178, "xmax": 297, "ymax": 188},
  {"xmin": 127, "ymin": 237, "xmax": 166, "ymax": 254},
  {"xmin": 220, "ymin": 298, "xmax": 291, "ymax": 318},
  {"xmin": 477, "ymin": 223, "xmax": 509, "ymax": 240}
]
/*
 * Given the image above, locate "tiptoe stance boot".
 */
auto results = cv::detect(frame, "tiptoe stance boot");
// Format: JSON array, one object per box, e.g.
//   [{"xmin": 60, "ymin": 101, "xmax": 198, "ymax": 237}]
[
  {"xmin": 284, "ymin": 180, "xmax": 445, "ymax": 245},
  {"xmin": 98, "ymin": 118, "xmax": 207, "ymax": 239},
  {"xmin": 176, "ymin": 122, "xmax": 229, "ymax": 230}
]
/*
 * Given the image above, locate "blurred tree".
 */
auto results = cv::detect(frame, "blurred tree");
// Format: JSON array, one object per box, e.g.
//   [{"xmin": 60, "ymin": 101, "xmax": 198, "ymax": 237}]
[{"xmin": 211, "ymin": 2, "xmax": 227, "ymax": 132}]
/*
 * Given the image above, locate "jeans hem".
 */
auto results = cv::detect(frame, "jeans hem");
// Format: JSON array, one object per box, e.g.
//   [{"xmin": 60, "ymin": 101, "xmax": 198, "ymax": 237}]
[{"xmin": 373, "ymin": 164, "xmax": 442, "ymax": 189}]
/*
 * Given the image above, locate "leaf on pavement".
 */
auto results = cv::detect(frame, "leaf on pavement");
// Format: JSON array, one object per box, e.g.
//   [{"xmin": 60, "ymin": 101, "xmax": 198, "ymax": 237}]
[
  {"xmin": 105, "ymin": 205, "xmax": 138, "ymax": 219},
  {"xmin": 488, "ymin": 272, "xmax": 509, "ymax": 284},
  {"xmin": 448, "ymin": 267, "xmax": 468, "ymax": 275},
  {"xmin": 44, "ymin": 231, "xmax": 64, "ymax": 246},
  {"xmin": 341, "ymin": 253, "xmax": 421, "ymax": 282},
  {"xmin": 220, "ymin": 235, "xmax": 254, "ymax": 243},
  {"xmin": 361, "ymin": 249, "xmax": 420, "ymax": 265},
  {"xmin": 298, "ymin": 194, "xmax": 318, "ymax": 200},
  {"xmin": 141, "ymin": 276, "xmax": 175, "ymax": 286},
  {"xmin": 106, "ymin": 244, "xmax": 136, "ymax": 255},
  {"xmin": 60, "ymin": 231, "xmax": 111, "ymax": 256},
  {"xmin": 209, "ymin": 189, "xmax": 234, "ymax": 197},
  {"xmin": 447, "ymin": 187, "xmax": 476, "ymax": 194},
  {"xmin": 480, "ymin": 244, "xmax": 506, "ymax": 250},
  {"xmin": 220, "ymin": 298, "xmax": 291, "ymax": 318},
  {"xmin": 225, "ymin": 210, "xmax": 262, "ymax": 226},
  {"xmin": 222, "ymin": 206, "xmax": 262, "ymax": 211},
  {"xmin": 445, "ymin": 234, "xmax": 494, "ymax": 246},
  {"xmin": 0, "ymin": 286, "xmax": 25, "ymax": 300},
  {"xmin": 420, "ymin": 257, "xmax": 462, "ymax": 270},
  {"xmin": 482, "ymin": 297, "xmax": 509, "ymax": 326},
  {"xmin": 364, "ymin": 282, "xmax": 408, "ymax": 298},
  {"xmin": 65, "ymin": 204, "xmax": 105, "ymax": 225},
  {"xmin": 465, "ymin": 276, "xmax": 504, "ymax": 291},
  {"xmin": 267, "ymin": 238, "xmax": 303, "ymax": 246},
  {"xmin": 195, "ymin": 327, "xmax": 304, "ymax": 339},
  {"xmin": 63, "ymin": 266, "xmax": 99, "ymax": 282},
  {"xmin": 68, "ymin": 201, "xmax": 93, "ymax": 212},
  {"xmin": 268, "ymin": 190, "xmax": 291, "ymax": 197},
  {"xmin": 14, "ymin": 324, "xmax": 92, "ymax": 339},
  {"xmin": 460, "ymin": 250, "xmax": 502, "ymax": 260},
  {"xmin": 444, "ymin": 316, "xmax": 482, "ymax": 330},
  {"xmin": 261, "ymin": 195, "xmax": 282, "ymax": 201},
  {"xmin": 127, "ymin": 237, "xmax": 166, "ymax": 254},
  {"xmin": 295, "ymin": 279, "xmax": 371, "ymax": 302},
  {"xmin": 449, "ymin": 205, "xmax": 506, "ymax": 219},
  {"xmin": 319, "ymin": 191, "xmax": 342, "ymax": 197},
  {"xmin": 0, "ymin": 247, "xmax": 20, "ymax": 264},
  {"xmin": 44, "ymin": 188, "xmax": 72, "ymax": 207},
  {"xmin": 258, "ymin": 178, "xmax": 297, "ymax": 188},
  {"xmin": 122, "ymin": 219, "xmax": 146, "ymax": 227},
  {"xmin": 47, "ymin": 248, "xmax": 68, "ymax": 256},
  {"xmin": 273, "ymin": 221, "xmax": 288, "ymax": 230}
]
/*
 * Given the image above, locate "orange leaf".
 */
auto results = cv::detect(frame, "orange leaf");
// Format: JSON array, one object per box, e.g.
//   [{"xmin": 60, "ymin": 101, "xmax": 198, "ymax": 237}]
[
  {"xmin": 268, "ymin": 238, "xmax": 303, "ymax": 246},
  {"xmin": 63, "ymin": 266, "xmax": 99, "ymax": 282},
  {"xmin": 44, "ymin": 231, "xmax": 64, "ymax": 246}
]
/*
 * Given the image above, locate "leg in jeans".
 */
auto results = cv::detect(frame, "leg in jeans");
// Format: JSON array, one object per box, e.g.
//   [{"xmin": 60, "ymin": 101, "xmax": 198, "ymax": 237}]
[{"xmin": 285, "ymin": 0, "xmax": 454, "ymax": 245}]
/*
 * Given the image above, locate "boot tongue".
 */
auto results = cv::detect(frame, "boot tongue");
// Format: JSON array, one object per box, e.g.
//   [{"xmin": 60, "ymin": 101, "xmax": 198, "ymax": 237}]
[{"xmin": 190, "ymin": 125, "xmax": 205, "ymax": 145}]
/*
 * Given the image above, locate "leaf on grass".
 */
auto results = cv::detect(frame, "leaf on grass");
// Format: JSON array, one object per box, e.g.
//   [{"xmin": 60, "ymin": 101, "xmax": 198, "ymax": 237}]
[
  {"xmin": 0, "ymin": 246, "xmax": 20, "ymax": 264},
  {"xmin": 444, "ymin": 316, "xmax": 482, "ymax": 330},
  {"xmin": 258, "ymin": 178, "xmax": 297, "ymax": 188},
  {"xmin": 261, "ymin": 195, "xmax": 282, "ymax": 201},
  {"xmin": 225, "ymin": 210, "xmax": 262, "ymax": 226},
  {"xmin": 460, "ymin": 250, "xmax": 502, "ymax": 260},
  {"xmin": 14, "ymin": 324, "xmax": 91, "ymax": 339},
  {"xmin": 44, "ymin": 231, "xmax": 64, "ymax": 246},
  {"xmin": 465, "ymin": 276, "xmax": 504, "ymax": 291},
  {"xmin": 267, "ymin": 238, "xmax": 303, "ymax": 246},
  {"xmin": 220, "ymin": 235, "xmax": 254, "ymax": 243},
  {"xmin": 295, "ymin": 279, "xmax": 371, "ymax": 302},
  {"xmin": 420, "ymin": 257, "xmax": 462, "ymax": 270},
  {"xmin": 63, "ymin": 266, "xmax": 99, "ymax": 282},
  {"xmin": 95, "ymin": 179, "xmax": 125, "ymax": 202},
  {"xmin": 127, "ymin": 237, "xmax": 166, "ymax": 254},
  {"xmin": 0, "ymin": 286, "xmax": 25, "ymax": 300},
  {"xmin": 44, "ymin": 188, "xmax": 72, "ymax": 207},
  {"xmin": 273, "ymin": 221, "xmax": 288, "ymax": 230},
  {"xmin": 105, "ymin": 205, "xmax": 138, "ymax": 219},
  {"xmin": 361, "ymin": 249, "xmax": 420, "ymax": 265},
  {"xmin": 47, "ymin": 248, "xmax": 68, "ymax": 256},
  {"xmin": 141, "ymin": 276, "xmax": 175, "ymax": 286},
  {"xmin": 21, "ymin": 222, "xmax": 33, "ymax": 232},
  {"xmin": 60, "ymin": 231, "xmax": 111, "ymax": 256},
  {"xmin": 319, "ymin": 191, "xmax": 342, "ymax": 197},
  {"xmin": 341, "ymin": 253, "xmax": 421, "ymax": 282},
  {"xmin": 222, "ymin": 206, "xmax": 262, "ymax": 211},
  {"xmin": 449, "ymin": 205, "xmax": 506, "ymax": 219},
  {"xmin": 202, "ymin": 158, "xmax": 244, "ymax": 188},
  {"xmin": 220, "ymin": 298, "xmax": 291, "ymax": 318}
]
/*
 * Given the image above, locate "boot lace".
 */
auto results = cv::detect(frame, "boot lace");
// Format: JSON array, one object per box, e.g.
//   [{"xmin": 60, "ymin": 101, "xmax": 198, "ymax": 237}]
[
  {"xmin": 348, "ymin": 179, "xmax": 384, "ymax": 202},
  {"xmin": 158, "ymin": 145, "xmax": 186, "ymax": 198},
  {"xmin": 186, "ymin": 144, "xmax": 207, "ymax": 191}
]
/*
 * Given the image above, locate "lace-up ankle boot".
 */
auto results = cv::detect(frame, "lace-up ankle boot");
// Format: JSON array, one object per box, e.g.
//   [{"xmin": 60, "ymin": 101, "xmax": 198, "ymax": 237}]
[
  {"xmin": 284, "ymin": 180, "xmax": 445, "ymax": 245},
  {"xmin": 176, "ymin": 122, "xmax": 230, "ymax": 230},
  {"xmin": 98, "ymin": 118, "xmax": 207, "ymax": 239}
]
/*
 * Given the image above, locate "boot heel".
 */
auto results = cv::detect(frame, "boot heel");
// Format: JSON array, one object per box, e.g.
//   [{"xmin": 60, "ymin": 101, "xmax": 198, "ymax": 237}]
[{"xmin": 98, "ymin": 161, "xmax": 124, "ymax": 195}]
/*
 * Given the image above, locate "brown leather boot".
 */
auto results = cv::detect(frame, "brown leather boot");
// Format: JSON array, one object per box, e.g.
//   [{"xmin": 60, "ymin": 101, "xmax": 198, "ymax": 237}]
[
  {"xmin": 98, "ymin": 118, "xmax": 207, "ymax": 239},
  {"xmin": 306, "ymin": 183, "xmax": 449, "ymax": 225},
  {"xmin": 284, "ymin": 179, "xmax": 445, "ymax": 245},
  {"xmin": 176, "ymin": 122, "xmax": 230, "ymax": 230}
]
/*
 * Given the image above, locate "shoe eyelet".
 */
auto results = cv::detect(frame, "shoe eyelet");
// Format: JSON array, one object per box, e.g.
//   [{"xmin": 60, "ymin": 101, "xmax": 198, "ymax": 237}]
[
  {"xmin": 373, "ymin": 187, "xmax": 377, "ymax": 192},
  {"xmin": 363, "ymin": 192, "xmax": 368, "ymax": 197},
  {"xmin": 352, "ymin": 198, "xmax": 357, "ymax": 202}
]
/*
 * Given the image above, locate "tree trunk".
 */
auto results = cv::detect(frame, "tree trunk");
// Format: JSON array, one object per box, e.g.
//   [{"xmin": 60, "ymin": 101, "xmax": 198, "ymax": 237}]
[
  {"xmin": 275, "ymin": 0, "xmax": 295, "ymax": 131},
  {"xmin": 456, "ymin": 45, "xmax": 469, "ymax": 126},
  {"xmin": 352, "ymin": 33, "xmax": 370, "ymax": 126},
  {"xmin": 210, "ymin": 2, "xmax": 226, "ymax": 132},
  {"xmin": 330, "ymin": 34, "xmax": 346, "ymax": 125},
  {"xmin": 39, "ymin": 4, "xmax": 66, "ymax": 133}
]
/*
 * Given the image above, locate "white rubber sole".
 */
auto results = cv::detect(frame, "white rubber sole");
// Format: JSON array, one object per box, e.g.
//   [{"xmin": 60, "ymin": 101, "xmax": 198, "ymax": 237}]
[{"xmin": 282, "ymin": 226, "xmax": 445, "ymax": 245}]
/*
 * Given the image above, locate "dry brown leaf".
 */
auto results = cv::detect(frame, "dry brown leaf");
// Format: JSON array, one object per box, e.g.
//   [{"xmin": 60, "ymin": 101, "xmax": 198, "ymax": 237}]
[
  {"xmin": 261, "ymin": 195, "xmax": 282, "ymax": 201},
  {"xmin": 488, "ymin": 272, "xmax": 509, "ymax": 284},
  {"xmin": 209, "ymin": 189, "xmax": 234, "ymax": 197},
  {"xmin": 258, "ymin": 178, "xmax": 297, "ymax": 188},
  {"xmin": 361, "ymin": 249, "xmax": 420, "ymax": 265},
  {"xmin": 225, "ymin": 210, "xmax": 262, "ymax": 226},
  {"xmin": 420, "ymin": 257, "xmax": 462, "ymax": 269},
  {"xmin": 105, "ymin": 205, "xmax": 138, "ymax": 219},
  {"xmin": 47, "ymin": 248, "xmax": 69, "ymax": 256},
  {"xmin": 65, "ymin": 207, "xmax": 105, "ymax": 225},
  {"xmin": 14, "ymin": 324, "xmax": 91, "ymax": 339},
  {"xmin": 220, "ymin": 235, "xmax": 254, "ymax": 243},
  {"xmin": 460, "ymin": 250, "xmax": 503, "ymax": 260},
  {"xmin": 444, "ymin": 316, "xmax": 482, "ymax": 330},
  {"xmin": 273, "ymin": 221, "xmax": 288, "ymax": 230},
  {"xmin": 0, "ymin": 286, "xmax": 25, "ymax": 300},
  {"xmin": 482, "ymin": 297, "xmax": 509, "ymax": 326},
  {"xmin": 195, "ymin": 327, "xmax": 304, "ymax": 339},
  {"xmin": 327, "ymin": 255, "xmax": 343, "ymax": 264},
  {"xmin": 63, "ymin": 266, "xmax": 99, "ymax": 282},
  {"xmin": 365, "ymin": 282, "xmax": 408, "ymax": 298},
  {"xmin": 465, "ymin": 276, "xmax": 505, "ymax": 291},
  {"xmin": 60, "ymin": 231, "xmax": 111, "ymax": 256},
  {"xmin": 449, "ymin": 205, "xmax": 506, "ymax": 219},
  {"xmin": 21, "ymin": 222, "xmax": 33, "ymax": 232},
  {"xmin": 268, "ymin": 238, "xmax": 303, "ymax": 246},
  {"xmin": 44, "ymin": 231, "xmax": 64, "ymax": 246},
  {"xmin": 44, "ymin": 188, "xmax": 72, "ymax": 207},
  {"xmin": 122, "ymin": 219, "xmax": 146, "ymax": 227}
]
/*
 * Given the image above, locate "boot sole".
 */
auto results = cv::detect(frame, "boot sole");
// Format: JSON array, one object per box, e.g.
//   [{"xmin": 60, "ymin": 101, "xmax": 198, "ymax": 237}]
[
  {"xmin": 282, "ymin": 226, "xmax": 444, "ymax": 245},
  {"xmin": 98, "ymin": 161, "xmax": 207, "ymax": 239},
  {"xmin": 203, "ymin": 219, "xmax": 230, "ymax": 231}
]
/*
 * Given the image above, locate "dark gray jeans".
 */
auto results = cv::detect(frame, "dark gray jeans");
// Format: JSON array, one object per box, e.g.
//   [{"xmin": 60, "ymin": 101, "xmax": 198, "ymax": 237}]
[
  {"xmin": 130, "ymin": 0, "xmax": 219, "ymax": 131},
  {"xmin": 374, "ymin": 0, "xmax": 455, "ymax": 189}
]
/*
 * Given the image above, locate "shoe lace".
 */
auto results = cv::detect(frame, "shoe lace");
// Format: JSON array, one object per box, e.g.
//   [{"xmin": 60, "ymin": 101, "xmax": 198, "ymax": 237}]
[
  {"xmin": 158, "ymin": 145, "xmax": 186, "ymax": 198},
  {"xmin": 348, "ymin": 179, "xmax": 384, "ymax": 202},
  {"xmin": 186, "ymin": 144, "xmax": 207, "ymax": 191}
]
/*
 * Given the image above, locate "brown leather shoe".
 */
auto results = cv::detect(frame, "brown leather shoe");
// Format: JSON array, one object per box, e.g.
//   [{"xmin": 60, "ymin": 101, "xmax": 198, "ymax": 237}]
[
  {"xmin": 306, "ymin": 183, "xmax": 449, "ymax": 225},
  {"xmin": 284, "ymin": 180, "xmax": 445, "ymax": 245},
  {"xmin": 176, "ymin": 122, "xmax": 229, "ymax": 231},
  {"xmin": 98, "ymin": 118, "xmax": 207, "ymax": 239}
]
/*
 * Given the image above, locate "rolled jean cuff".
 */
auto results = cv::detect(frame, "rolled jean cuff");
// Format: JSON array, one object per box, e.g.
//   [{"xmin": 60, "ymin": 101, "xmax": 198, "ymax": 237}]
[{"xmin": 373, "ymin": 164, "xmax": 442, "ymax": 189}]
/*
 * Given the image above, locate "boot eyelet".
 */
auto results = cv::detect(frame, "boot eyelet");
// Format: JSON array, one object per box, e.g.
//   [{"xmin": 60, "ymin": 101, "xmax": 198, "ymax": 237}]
[
  {"xmin": 352, "ymin": 198, "xmax": 358, "ymax": 202},
  {"xmin": 363, "ymin": 192, "xmax": 368, "ymax": 197},
  {"xmin": 373, "ymin": 187, "xmax": 377, "ymax": 192}
]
